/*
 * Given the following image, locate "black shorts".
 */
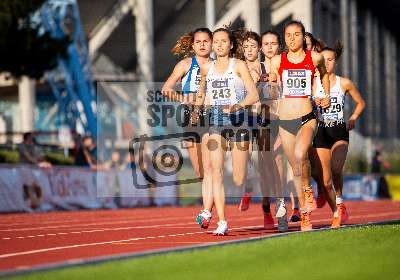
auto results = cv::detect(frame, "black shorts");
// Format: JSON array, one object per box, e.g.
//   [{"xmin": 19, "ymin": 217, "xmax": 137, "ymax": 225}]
[
  {"xmin": 313, "ymin": 122, "xmax": 349, "ymax": 149},
  {"xmin": 278, "ymin": 111, "xmax": 316, "ymax": 135}
]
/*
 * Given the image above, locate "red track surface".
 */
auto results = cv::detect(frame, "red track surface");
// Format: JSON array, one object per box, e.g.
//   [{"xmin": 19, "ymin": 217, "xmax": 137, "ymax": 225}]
[{"xmin": 0, "ymin": 200, "xmax": 399, "ymax": 274}]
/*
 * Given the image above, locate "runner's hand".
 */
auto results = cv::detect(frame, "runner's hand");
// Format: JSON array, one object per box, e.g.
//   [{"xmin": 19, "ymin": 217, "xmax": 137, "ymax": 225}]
[
  {"xmin": 347, "ymin": 116, "xmax": 356, "ymax": 131},
  {"xmin": 222, "ymin": 104, "xmax": 242, "ymax": 114},
  {"xmin": 320, "ymin": 96, "xmax": 330, "ymax": 109},
  {"xmin": 190, "ymin": 108, "xmax": 200, "ymax": 124}
]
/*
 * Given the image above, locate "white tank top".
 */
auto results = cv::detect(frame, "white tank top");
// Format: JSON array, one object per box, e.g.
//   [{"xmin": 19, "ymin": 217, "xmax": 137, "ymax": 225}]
[
  {"xmin": 206, "ymin": 58, "xmax": 246, "ymax": 106},
  {"xmin": 315, "ymin": 75, "xmax": 346, "ymax": 124}
]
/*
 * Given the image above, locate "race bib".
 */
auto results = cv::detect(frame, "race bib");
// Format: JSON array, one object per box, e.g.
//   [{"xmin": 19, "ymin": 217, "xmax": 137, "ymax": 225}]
[
  {"xmin": 282, "ymin": 69, "xmax": 312, "ymax": 97},
  {"xmin": 318, "ymin": 95, "xmax": 344, "ymax": 121},
  {"xmin": 209, "ymin": 78, "xmax": 237, "ymax": 106}
]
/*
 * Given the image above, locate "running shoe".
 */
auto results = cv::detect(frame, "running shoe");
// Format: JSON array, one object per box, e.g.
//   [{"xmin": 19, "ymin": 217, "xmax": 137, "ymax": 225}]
[
  {"xmin": 213, "ymin": 220, "xmax": 228, "ymax": 236},
  {"xmin": 304, "ymin": 186, "xmax": 317, "ymax": 212},
  {"xmin": 316, "ymin": 191, "xmax": 326, "ymax": 208},
  {"xmin": 263, "ymin": 212, "xmax": 275, "ymax": 230},
  {"xmin": 338, "ymin": 203, "xmax": 349, "ymax": 223},
  {"xmin": 300, "ymin": 211, "xmax": 312, "ymax": 231},
  {"xmin": 275, "ymin": 198, "xmax": 287, "ymax": 218},
  {"xmin": 196, "ymin": 209, "xmax": 212, "ymax": 229},
  {"xmin": 277, "ymin": 213, "xmax": 288, "ymax": 232},
  {"xmin": 331, "ymin": 213, "xmax": 341, "ymax": 229},
  {"xmin": 238, "ymin": 192, "xmax": 252, "ymax": 212},
  {"xmin": 290, "ymin": 208, "xmax": 301, "ymax": 222}
]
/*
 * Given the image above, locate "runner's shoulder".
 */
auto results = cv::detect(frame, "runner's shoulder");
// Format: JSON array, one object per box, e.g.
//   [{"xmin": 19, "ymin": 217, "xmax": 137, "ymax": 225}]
[
  {"xmin": 338, "ymin": 76, "xmax": 354, "ymax": 91},
  {"xmin": 270, "ymin": 55, "xmax": 281, "ymax": 70}
]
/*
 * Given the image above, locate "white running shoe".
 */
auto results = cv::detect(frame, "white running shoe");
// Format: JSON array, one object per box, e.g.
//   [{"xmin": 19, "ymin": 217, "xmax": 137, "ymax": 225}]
[
  {"xmin": 212, "ymin": 220, "xmax": 228, "ymax": 236},
  {"xmin": 196, "ymin": 209, "xmax": 212, "ymax": 229},
  {"xmin": 275, "ymin": 198, "xmax": 287, "ymax": 218}
]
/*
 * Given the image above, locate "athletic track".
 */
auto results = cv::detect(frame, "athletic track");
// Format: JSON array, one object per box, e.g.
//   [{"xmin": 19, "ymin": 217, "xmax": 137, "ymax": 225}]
[{"xmin": 0, "ymin": 200, "xmax": 399, "ymax": 276}]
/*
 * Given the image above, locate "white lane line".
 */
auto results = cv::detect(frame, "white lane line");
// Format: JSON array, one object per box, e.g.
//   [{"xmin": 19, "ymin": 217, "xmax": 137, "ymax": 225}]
[
  {"xmin": 0, "ymin": 222, "xmax": 197, "ymax": 240},
  {"xmin": 1, "ymin": 214, "xmax": 398, "ymax": 260},
  {"xmin": 2, "ymin": 211, "xmax": 399, "ymax": 241},
  {"xmin": 0, "ymin": 216, "xmax": 201, "ymax": 232},
  {"xmin": 0, "ymin": 213, "xmax": 176, "ymax": 228},
  {"xmin": 0, "ymin": 210, "xmax": 271, "ymax": 232},
  {"xmin": 0, "ymin": 231, "xmax": 206, "ymax": 259}
]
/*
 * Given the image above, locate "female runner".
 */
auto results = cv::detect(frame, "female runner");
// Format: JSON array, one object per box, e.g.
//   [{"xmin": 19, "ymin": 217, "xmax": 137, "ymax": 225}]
[
  {"xmin": 161, "ymin": 28, "xmax": 214, "ymax": 226},
  {"xmin": 312, "ymin": 42, "xmax": 365, "ymax": 227},
  {"xmin": 270, "ymin": 20, "xmax": 330, "ymax": 231},
  {"xmin": 195, "ymin": 27, "xmax": 259, "ymax": 235}
]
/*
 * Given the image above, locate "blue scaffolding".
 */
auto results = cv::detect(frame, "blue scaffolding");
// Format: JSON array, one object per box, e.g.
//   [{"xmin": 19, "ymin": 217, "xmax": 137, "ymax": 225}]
[{"xmin": 32, "ymin": 0, "xmax": 97, "ymax": 137}]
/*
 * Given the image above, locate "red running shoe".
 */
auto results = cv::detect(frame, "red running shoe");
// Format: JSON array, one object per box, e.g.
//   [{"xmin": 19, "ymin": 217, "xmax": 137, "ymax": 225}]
[
  {"xmin": 263, "ymin": 212, "xmax": 275, "ymax": 230},
  {"xmin": 238, "ymin": 192, "xmax": 252, "ymax": 211}
]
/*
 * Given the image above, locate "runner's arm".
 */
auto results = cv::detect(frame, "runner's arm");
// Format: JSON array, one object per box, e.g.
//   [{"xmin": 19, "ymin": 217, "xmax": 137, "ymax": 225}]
[
  {"xmin": 342, "ymin": 77, "xmax": 365, "ymax": 130},
  {"xmin": 161, "ymin": 60, "xmax": 188, "ymax": 103},
  {"xmin": 313, "ymin": 52, "xmax": 330, "ymax": 109},
  {"xmin": 229, "ymin": 60, "xmax": 259, "ymax": 113}
]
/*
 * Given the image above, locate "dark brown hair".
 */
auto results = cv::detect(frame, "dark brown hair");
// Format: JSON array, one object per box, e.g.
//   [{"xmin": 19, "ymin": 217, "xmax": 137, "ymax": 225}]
[
  {"xmin": 321, "ymin": 40, "xmax": 344, "ymax": 60},
  {"xmin": 305, "ymin": 32, "xmax": 325, "ymax": 52},
  {"xmin": 261, "ymin": 30, "xmax": 281, "ymax": 47},
  {"xmin": 171, "ymin": 27, "xmax": 212, "ymax": 58},
  {"xmin": 243, "ymin": 31, "xmax": 261, "ymax": 46}
]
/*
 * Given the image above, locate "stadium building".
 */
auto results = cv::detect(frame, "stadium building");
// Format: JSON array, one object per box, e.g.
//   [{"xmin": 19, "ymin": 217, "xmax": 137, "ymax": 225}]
[{"xmin": 0, "ymin": 0, "xmax": 399, "ymax": 146}]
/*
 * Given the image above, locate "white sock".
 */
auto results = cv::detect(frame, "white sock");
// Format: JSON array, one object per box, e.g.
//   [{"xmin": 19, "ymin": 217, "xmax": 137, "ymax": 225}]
[
  {"xmin": 336, "ymin": 197, "xmax": 343, "ymax": 205},
  {"xmin": 203, "ymin": 209, "xmax": 211, "ymax": 217},
  {"xmin": 333, "ymin": 210, "xmax": 339, "ymax": 217}
]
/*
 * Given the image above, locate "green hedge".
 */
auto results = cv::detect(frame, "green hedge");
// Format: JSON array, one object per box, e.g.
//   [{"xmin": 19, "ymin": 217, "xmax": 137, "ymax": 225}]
[
  {"xmin": 0, "ymin": 149, "xmax": 74, "ymax": 165},
  {"xmin": 384, "ymin": 155, "xmax": 400, "ymax": 174},
  {"xmin": 344, "ymin": 155, "xmax": 368, "ymax": 174},
  {"xmin": 0, "ymin": 149, "xmax": 19, "ymax": 163},
  {"xmin": 43, "ymin": 152, "xmax": 74, "ymax": 165}
]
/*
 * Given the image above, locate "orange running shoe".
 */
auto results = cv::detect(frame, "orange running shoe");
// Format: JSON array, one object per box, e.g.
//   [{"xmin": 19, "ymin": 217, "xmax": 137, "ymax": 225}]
[
  {"xmin": 238, "ymin": 192, "xmax": 252, "ymax": 211},
  {"xmin": 300, "ymin": 211, "xmax": 312, "ymax": 231},
  {"xmin": 331, "ymin": 214, "xmax": 341, "ymax": 229},
  {"xmin": 338, "ymin": 203, "xmax": 349, "ymax": 223},
  {"xmin": 304, "ymin": 186, "xmax": 317, "ymax": 212},
  {"xmin": 316, "ymin": 192, "xmax": 326, "ymax": 208},
  {"xmin": 263, "ymin": 212, "xmax": 275, "ymax": 230}
]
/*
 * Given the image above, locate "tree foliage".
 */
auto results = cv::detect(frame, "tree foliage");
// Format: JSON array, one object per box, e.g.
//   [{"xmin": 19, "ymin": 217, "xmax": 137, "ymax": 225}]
[{"xmin": 0, "ymin": 0, "xmax": 69, "ymax": 79}]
